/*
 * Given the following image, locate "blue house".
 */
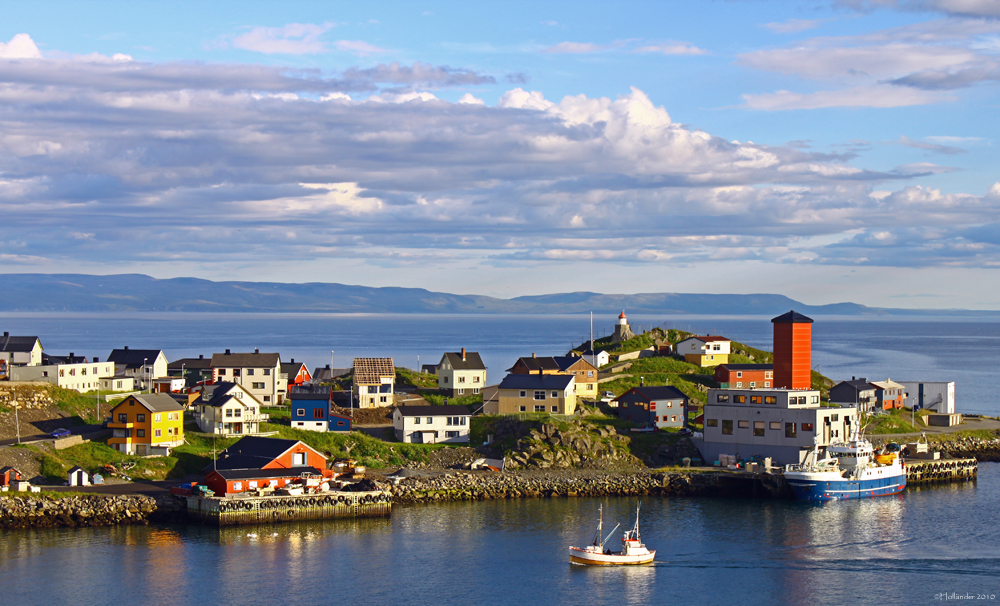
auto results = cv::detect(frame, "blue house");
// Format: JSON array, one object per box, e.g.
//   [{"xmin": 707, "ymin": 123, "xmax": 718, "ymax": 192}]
[
  {"xmin": 329, "ymin": 413, "xmax": 352, "ymax": 432},
  {"xmin": 289, "ymin": 386, "xmax": 352, "ymax": 432}
]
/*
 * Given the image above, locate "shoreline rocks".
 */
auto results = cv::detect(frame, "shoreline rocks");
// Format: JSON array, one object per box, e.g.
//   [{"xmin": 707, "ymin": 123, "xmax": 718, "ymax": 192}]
[{"xmin": 0, "ymin": 494, "xmax": 158, "ymax": 529}]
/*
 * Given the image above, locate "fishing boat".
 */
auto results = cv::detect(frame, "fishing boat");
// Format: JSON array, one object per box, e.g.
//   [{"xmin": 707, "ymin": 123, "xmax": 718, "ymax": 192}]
[
  {"xmin": 783, "ymin": 433, "xmax": 906, "ymax": 501},
  {"xmin": 568, "ymin": 505, "xmax": 656, "ymax": 565}
]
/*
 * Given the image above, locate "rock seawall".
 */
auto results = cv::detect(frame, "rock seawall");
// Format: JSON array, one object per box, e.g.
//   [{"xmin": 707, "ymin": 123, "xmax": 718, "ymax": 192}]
[
  {"xmin": 934, "ymin": 435, "xmax": 1000, "ymax": 462},
  {"xmin": 0, "ymin": 495, "xmax": 160, "ymax": 529}
]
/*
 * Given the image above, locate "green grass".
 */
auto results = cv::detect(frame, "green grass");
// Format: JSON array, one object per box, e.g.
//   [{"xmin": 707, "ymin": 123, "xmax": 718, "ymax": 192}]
[
  {"xmin": 260, "ymin": 423, "xmax": 441, "ymax": 469},
  {"xmin": 397, "ymin": 367, "xmax": 438, "ymax": 390},
  {"xmin": 46, "ymin": 384, "xmax": 125, "ymax": 424},
  {"xmin": 865, "ymin": 409, "xmax": 921, "ymax": 434},
  {"xmin": 417, "ymin": 391, "xmax": 482, "ymax": 407},
  {"xmin": 263, "ymin": 406, "xmax": 289, "ymax": 422}
]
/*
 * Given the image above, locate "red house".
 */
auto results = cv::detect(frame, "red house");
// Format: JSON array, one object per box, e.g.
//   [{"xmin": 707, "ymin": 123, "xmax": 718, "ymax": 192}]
[
  {"xmin": 0, "ymin": 467, "xmax": 23, "ymax": 487},
  {"xmin": 203, "ymin": 436, "xmax": 334, "ymax": 496},
  {"xmin": 282, "ymin": 360, "xmax": 312, "ymax": 386},
  {"xmin": 714, "ymin": 364, "xmax": 773, "ymax": 389},
  {"xmin": 772, "ymin": 310, "xmax": 813, "ymax": 390}
]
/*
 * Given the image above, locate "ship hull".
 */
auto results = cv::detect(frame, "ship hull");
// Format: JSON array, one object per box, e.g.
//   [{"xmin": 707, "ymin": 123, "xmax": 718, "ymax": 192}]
[
  {"xmin": 785, "ymin": 470, "xmax": 906, "ymax": 501},
  {"xmin": 568, "ymin": 547, "xmax": 655, "ymax": 566}
]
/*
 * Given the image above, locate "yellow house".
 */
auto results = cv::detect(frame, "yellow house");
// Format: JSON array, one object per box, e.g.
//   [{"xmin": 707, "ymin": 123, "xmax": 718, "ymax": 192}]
[
  {"xmin": 675, "ymin": 336, "xmax": 731, "ymax": 367},
  {"xmin": 108, "ymin": 393, "xmax": 185, "ymax": 456},
  {"xmin": 496, "ymin": 374, "xmax": 577, "ymax": 415}
]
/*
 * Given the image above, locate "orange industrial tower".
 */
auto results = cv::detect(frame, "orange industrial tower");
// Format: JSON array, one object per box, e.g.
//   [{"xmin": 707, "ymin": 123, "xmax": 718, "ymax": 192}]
[{"xmin": 771, "ymin": 310, "xmax": 813, "ymax": 390}]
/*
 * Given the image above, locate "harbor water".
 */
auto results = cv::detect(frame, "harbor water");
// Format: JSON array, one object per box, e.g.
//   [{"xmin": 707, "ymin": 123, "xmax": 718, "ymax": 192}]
[{"xmin": 1, "ymin": 464, "xmax": 996, "ymax": 606}]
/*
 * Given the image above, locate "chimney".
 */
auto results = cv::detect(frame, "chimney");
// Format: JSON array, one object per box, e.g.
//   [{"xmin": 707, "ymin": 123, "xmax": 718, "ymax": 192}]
[
  {"xmin": 532, "ymin": 353, "xmax": 536, "ymax": 358},
  {"xmin": 199, "ymin": 354, "xmax": 204, "ymax": 360},
  {"xmin": 3, "ymin": 332, "xmax": 7, "ymax": 337},
  {"xmin": 124, "ymin": 346, "xmax": 129, "ymax": 350},
  {"xmin": 69, "ymin": 353, "xmax": 74, "ymax": 358},
  {"xmin": 94, "ymin": 357, "xmax": 99, "ymax": 363},
  {"xmin": 461, "ymin": 348, "xmax": 466, "ymax": 361},
  {"xmin": 225, "ymin": 349, "xmax": 231, "ymax": 355},
  {"xmin": 254, "ymin": 348, "xmax": 259, "ymax": 354},
  {"xmin": 325, "ymin": 364, "xmax": 330, "ymax": 369}
]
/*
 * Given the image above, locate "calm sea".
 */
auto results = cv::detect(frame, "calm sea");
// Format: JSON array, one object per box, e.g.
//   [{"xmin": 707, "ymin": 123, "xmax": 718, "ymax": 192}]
[
  {"xmin": 1, "ymin": 465, "xmax": 997, "ymax": 606},
  {"xmin": 0, "ymin": 312, "xmax": 998, "ymax": 415}
]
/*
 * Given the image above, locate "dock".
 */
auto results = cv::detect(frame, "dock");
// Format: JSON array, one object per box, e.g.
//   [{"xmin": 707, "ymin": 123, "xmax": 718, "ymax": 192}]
[
  {"xmin": 903, "ymin": 457, "xmax": 977, "ymax": 485},
  {"xmin": 185, "ymin": 491, "xmax": 392, "ymax": 525}
]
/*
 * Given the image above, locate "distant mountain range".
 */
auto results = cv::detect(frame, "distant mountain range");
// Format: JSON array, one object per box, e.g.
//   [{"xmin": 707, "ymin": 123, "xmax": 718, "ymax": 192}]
[{"xmin": 0, "ymin": 273, "xmax": 993, "ymax": 316}]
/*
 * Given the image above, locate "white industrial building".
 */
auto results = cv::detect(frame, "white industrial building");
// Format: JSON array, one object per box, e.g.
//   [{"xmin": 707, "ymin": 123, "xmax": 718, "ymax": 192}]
[{"xmin": 898, "ymin": 381, "xmax": 955, "ymax": 414}]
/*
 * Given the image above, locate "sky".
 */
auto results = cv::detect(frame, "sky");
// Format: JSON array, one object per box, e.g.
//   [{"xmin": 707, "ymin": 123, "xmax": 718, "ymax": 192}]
[{"xmin": 1, "ymin": 0, "xmax": 999, "ymax": 309}]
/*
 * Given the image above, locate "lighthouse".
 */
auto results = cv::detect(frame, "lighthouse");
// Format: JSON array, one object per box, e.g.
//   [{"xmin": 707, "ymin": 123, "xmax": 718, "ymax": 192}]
[{"xmin": 613, "ymin": 310, "xmax": 635, "ymax": 343}]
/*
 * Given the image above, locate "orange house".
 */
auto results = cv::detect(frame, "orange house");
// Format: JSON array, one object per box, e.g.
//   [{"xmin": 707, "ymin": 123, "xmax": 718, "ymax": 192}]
[
  {"xmin": 107, "ymin": 394, "xmax": 185, "ymax": 456},
  {"xmin": 203, "ymin": 436, "xmax": 333, "ymax": 496},
  {"xmin": 282, "ymin": 360, "xmax": 312, "ymax": 386}
]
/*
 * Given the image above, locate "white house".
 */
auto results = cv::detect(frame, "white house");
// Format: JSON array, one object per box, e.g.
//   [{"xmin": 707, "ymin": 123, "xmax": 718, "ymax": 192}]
[
  {"xmin": 674, "ymin": 336, "xmax": 731, "ymax": 367},
  {"xmin": 10, "ymin": 359, "xmax": 117, "ymax": 392},
  {"xmin": 107, "ymin": 347, "xmax": 169, "ymax": 390},
  {"xmin": 192, "ymin": 382, "xmax": 270, "ymax": 436},
  {"xmin": 67, "ymin": 466, "xmax": 91, "ymax": 487},
  {"xmin": 437, "ymin": 348, "xmax": 487, "ymax": 397},
  {"xmin": 0, "ymin": 333, "xmax": 43, "ymax": 367},
  {"xmin": 578, "ymin": 349, "xmax": 610, "ymax": 368},
  {"xmin": 393, "ymin": 405, "xmax": 471, "ymax": 444},
  {"xmin": 353, "ymin": 358, "xmax": 395, "ymax": 408},
  {"xmin": 210, "ymin": 349, "xmax": 286, "ymax": 405}
]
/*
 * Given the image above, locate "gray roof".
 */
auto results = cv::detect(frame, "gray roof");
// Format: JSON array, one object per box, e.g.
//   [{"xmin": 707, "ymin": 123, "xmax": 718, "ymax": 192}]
[
  {"xmin": 0, "ymin": 335, "xmax": 40, "ymax": 353},
  {"xmin": 196, "ymin": 382, "xmax": 259, "ymax": 408},
  {"xmin": 168, "ymin": 357, "xmax": 212, "ymax": 370},
  {"xmin": 311, "ymin": 367, "xmax": 352, "ymax": 382},
  {"xmin": 211, "ymin": 351, "xmax": 280, "ymax": 368},
  {"xmin": 615, "ymin": 385, "xmax": 688, "ymax": 404},
  {"xmin": 718, "ymin": 364, "xmax": 773, "ymax": 371},
  {"xmin": 497, "ymin": 374, "xmax": 574, "ymax": 390},
  {"xmin": 441, "ymin": 351, "xmax": 486, "ymax": 370},
  {"xmin": 771, "ymin": 310, "xmax": 814, "ymax": 324},
  {"xmin": 206, "ymin": 436, "xmax": 305, "ymax": 471},
  {"xmin": 129, "ymin": 393, "xmax": 184, "ymax": 413},
  {"xmin": 108, "ymin": 348, "xmax": 164, "ymax": 368},
  {"xmin": 395, "ymin": 405, "xmax": 471, "ymax": 417}
]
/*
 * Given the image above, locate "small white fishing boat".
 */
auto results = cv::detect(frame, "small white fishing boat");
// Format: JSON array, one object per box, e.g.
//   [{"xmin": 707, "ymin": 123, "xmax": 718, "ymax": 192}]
[{"xmin": 569, "ymin": 505, "xmax": 655, "ymax": 566}]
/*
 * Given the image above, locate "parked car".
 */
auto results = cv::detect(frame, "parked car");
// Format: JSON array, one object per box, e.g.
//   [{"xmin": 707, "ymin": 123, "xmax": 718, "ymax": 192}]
[
  {"xmin": 49, "ymin": 428, "xmax": 71, "ymax": 438},
  {"xmin": 602, "ymin": 391, "xmax": 615, "ymax": 398},
  {"xmin": 678, "ymin": 427, "xmax": 693, "ymax": 436}
]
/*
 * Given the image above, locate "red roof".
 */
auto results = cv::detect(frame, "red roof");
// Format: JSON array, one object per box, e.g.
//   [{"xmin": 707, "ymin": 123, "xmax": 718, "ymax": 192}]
[
  {"xmin": 619, "ymin": 310, "xmax": 627, "ymax": 319},
  {"xmin": 694, "ymin": 335, "xmax": 729, "ymax": 342}
]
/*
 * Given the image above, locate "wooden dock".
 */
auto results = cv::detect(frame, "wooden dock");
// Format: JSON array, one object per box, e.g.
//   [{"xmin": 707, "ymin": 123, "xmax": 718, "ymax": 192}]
[
  {"xmin": 903, "ymin": 457, "xmax": 977, "ymax": 485},
  {"xmin": 185, "ymin": 491, "xmax": 392, "ymax": 525}
]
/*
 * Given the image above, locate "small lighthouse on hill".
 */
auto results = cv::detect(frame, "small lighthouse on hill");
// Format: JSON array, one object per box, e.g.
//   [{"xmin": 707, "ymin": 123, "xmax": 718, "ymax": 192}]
[
  {"xmin": 771, "ymin": 310, "xmax": 813, "ymax": 390},
  {"xmin": 613, "ymin": 310, "xmax": 635, "ymax": 343}
]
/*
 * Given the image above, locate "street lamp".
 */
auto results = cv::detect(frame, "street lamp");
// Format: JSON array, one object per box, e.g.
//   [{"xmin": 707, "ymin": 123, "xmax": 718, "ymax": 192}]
[
  {"xmin": 143, "ymin": 357, "xmax": 148, "ymax": 393},
  {"xmin": 13, "ymin": 399, "xmax": 20, "ymax": 445}
]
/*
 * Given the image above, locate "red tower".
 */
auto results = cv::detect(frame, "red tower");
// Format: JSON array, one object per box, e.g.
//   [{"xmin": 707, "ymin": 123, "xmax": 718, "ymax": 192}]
[{"xmin": 771, "ymin": 310, "xmax": 813, "ymax": 390}]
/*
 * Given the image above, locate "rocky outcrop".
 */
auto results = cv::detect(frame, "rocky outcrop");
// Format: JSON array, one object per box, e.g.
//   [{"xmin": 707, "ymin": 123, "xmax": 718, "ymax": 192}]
[
  {"xmin": 0, "ymin": 383, "xmax": 57, "ymax": 410},
  {"xmin": 0, "ymin": 495, "xmax": 159, "ymax": 529},
  {"xmin": 388, "ymin": 469, "xmax": 740, "ymax": 503},
  {"xmin": 932, "ymin": 435, "xmax": 1000, "ymax": 462},
  {"xmin": 495, "ymin": 419, "xmax": 645, "ymax": 471}
]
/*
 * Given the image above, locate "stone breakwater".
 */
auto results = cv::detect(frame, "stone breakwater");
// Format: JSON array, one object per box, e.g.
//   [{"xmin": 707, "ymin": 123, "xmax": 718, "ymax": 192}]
[
  {"xmin": 387, "ymin": 469, "xmax": 748, "ymax": 504},
  {"xmin": 0, "ymin": 495, "xmax": 160, "ymax": 529},
  {"xmin": 934, "ymin": 435, "xmax": 1000, "ymax": 462}
]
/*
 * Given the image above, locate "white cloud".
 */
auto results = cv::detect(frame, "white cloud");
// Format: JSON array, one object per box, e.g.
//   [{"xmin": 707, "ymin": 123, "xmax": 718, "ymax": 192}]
[
  {"xmin": 232, "ymin": 23, "xmax": 334, "ymax": 54},
  {"xmin": 458, "ymin": 93, "xmax": 485, "ymax": 105},
  {"xmin": 742, "ymin": 85, "xmax": 954, "ymax": 109},
  {"xmin": 763, "ymin": 19, "xmax": 825, "ymax": 34},
  {"xmin": 0, "ymin": 33, "xmax": 42, "ymax": 59},
  {"xmin": 333, "ymin": 40, "xmax": 387, "ymax": 56},
  {"xmin": 542, "ymin": 42, "xmax": 605, "ymax": 54},
  {"xmin": 632, "ymin": 43, "xmax": 707, "ymax": 55}
]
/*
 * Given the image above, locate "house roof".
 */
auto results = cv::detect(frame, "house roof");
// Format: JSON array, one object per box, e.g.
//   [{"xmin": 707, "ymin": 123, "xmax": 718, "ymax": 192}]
[
  {"xmin": 771, "ymin": 310, "xmax": 814, "ymax": 324},
  {"xmin": 395, "ymin": 405, "xmax": 471, "ymax": 417},
  {"xmin": 168, "ymin": 357, "xmax": 212, "ymax": 371},
  {"xmin": 871, "ymin": 379, "xmax": 905, "ymax": 390},
  {"xmin": 0, "ymin": 335, "xmax": 40, "ymax": 353},
  {"xmin": 211, "ymin": 351, "xmax": 280, "ymax": 368},
  {"xmin": 506, "ymin": 356, "xmax": 561, "ymax": 373},
  {"xmin": 120, "ymin": 393, "xmax": 184, "ymax": 413},
  {"xmin": 552, "ymin": 355, "xmax": 596, "ymax": 372},
  {"xmin": 678, "ymin": 335, "xmax": 730, "ymax": 344},
  {"xmin": 718, "ymin": 364, "xmax": 773, "ymax": 371},
  {"xmin": 441, "ymin": 351, "xmax": 486, "ymax": 370},
  {"xmin": 207, "ymin": 436, "xmax": 314, "ymax": 471},
  {"xmin": 281, "ymin": 361, "xmax": 308, "ymax": 375},
  {"xmin": 615, "ymin": 385, "xmax": 688, "ymax": 403},
  {"xmin": 353, "ymin": 358, "xmax": 395, "ymax": 384},
  {"xmin": 497, "ymin": 374, "xmax": 574, "ymax": 390},
  {"xmin": 311, "ymin": 367, "xmax": 352, "ymax": 382},
  {"xmin": 210, "ymin": 466, "xmax": 323, "ymax": 481},
  {"xmin": 42, "ymin": 353, "xmax": 88, "ymax": 365},
  {"xmin": 421, "ymin": 364, "xmax": 439, "ymax": 374},
  {"xmin": 196, "ymin": 382, "xmax": 259, "ymax": 408},
  {"xmin": 108, "ymin": 348, "xmax": 164, "ymax": 368}
]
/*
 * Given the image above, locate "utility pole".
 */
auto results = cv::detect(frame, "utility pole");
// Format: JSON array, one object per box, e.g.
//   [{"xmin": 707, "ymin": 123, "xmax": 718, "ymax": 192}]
[{"xmin": 13, "ymin": 399, "xmax": 20, "ymax": 444}]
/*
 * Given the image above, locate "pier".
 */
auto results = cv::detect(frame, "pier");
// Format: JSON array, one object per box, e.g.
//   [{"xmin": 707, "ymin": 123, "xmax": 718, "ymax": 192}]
[
  {"xmin": 903, "ymin": 457, "xmax": 977, "ymax": 485},
  {"xmin": 186, "ymin": 491, "xmax": 392, "ymax": 526}
]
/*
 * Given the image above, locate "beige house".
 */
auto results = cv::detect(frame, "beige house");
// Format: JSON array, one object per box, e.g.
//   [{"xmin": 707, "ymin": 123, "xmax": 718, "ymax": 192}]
[
  {"xmin": 211, "ymin": 349, "xmax": 287, "ymax": 405},
  {"xmin": 191, "ymin": 382, "xmax": 269, "ymax": 436},
  {"xmin": 10, "ymin": 360, "xmax": 117, "ymax": 392},
  {"xmin": 353, "ymin": 358, "xmax": 395, "ymax": 408},
  {"xmin": 437, "ymin": 348, "xmax": 486, "ymax": 397},
  {"xmin": 675, "ymin": 336, "xmax": 731, "ymax": 367},
  {"xmin": 0, "ymin": 333, "xmax": 43, "ymax": 367},
  {"xmin": 506, "ymin": 354, "xmax": 598, "ymax": 401},
  {"xmin": 496, "ymin": 374, "xmax": 576, "ymax": 415}
]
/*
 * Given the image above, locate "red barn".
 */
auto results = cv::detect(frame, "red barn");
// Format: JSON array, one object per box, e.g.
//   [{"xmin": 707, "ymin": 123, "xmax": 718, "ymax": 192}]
[
  {"xmin": 282, "ymin": 360, "xmax": 312, "ymax": 386},
  {"xmin": 0, "ymin": 467, "xmax": 23, "ymax": 486},
  {"xmin": 714, "ymin": 364, "xmax": 773, "ymax": 389},
  {"xmin": 202, "ymin": 436, "xmax": 333, "ymax": 496}
]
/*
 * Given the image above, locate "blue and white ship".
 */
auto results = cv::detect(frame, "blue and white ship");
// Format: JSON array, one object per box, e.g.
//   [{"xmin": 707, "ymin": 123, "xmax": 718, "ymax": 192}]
[{"xmin": 783, "ymin": 435, "xmax": 906, "ymax": 501}]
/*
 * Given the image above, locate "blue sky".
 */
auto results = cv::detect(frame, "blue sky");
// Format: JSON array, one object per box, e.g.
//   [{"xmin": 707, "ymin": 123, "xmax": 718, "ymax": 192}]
[{"xmin": 2, "ymin": 0, "xmax": 999, "ymax": 308}]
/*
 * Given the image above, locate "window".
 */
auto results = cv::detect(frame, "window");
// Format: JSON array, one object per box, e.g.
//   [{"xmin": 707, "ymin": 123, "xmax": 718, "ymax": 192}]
[
  {"xmin": 155, "ymin": 429, "xmax": 161, "ymax": 437},
  {"xmin": 226, "ymin": 409, "xmax": 234, "ymax": 418},
  {"xmin": 707, "ymin": 419, "xmax": 718, "ymax": 427},
  {"xmin": 426, "ymin": 417, "xmax": 433, "ymax": 424},
  {"xmin": 736, "ymin": 371, "xmax": 743, "ymax": 378},
  {"xmin": 551, "ymin": 391, "xmax": 558, "ymax": 398},
  {"xmin": 749, "ymin": 382, "xmax": 756, "ymax": 388},
  {"xmin": 473, "ymin": 388, "xmax": 480, "ymax": 394},
  {"xmin": 233, "ymin": 369, "xmax": 241, "ymax": 377},
  {"xmin": 474, "ymin": 376, "xmax": 481, "ymax": 383},
  {"xmin": 118, "ymin": 413, "xmax": 127, "ymax": 423},
  {"xmin": 551, "ymin": 406, "xmax": 558, "ymax": 412},
  {"xmin": 447, "ymin": 417, "xmax": 453, "ymax": 426},
  {"xmin": 458, "ymin": 376, "xmax": 466, "ymax": 383},
  {"xmin": 722, "ymin": 420, "xmax": 733, "ymax": 435},
  {"xmin": 713, "ymin": 344, "xmax": 721, "ymax": 351},
  {"xmin": 785, "ymin": 423, "xmax": 797, "ymax": 438},
  {"xmin": 738, "ymin": 420, "xmax": 749, "ymax": 429},
  {"xmin": 292, "ymin": 452, "xmax": 305, "ymax": 466},
  {"xmin": 247, "ymin": 369, "xmax": 254, "ymax": 375},
  {"xmin": 218, "ymin": 369, "xmax": 227, "ymax": 376},
  {"xmin": 767, "ymin": 421, "xmax": 781, "ymax": 431},
  {"xmin": 753, "ymin": 421, "xmax": 765, "ymax": 436},
  {"xmin": 832, "ymin": 414, "xmax": 839, "ymax": 422},
  {"xmin": 716, "ymin": 394, "xmax": 729, "ymax": 403},
  {"xmin": 263, "ymin": 368, "xmax": 271, "ymax": 375},
  {"xmin": 414, "ymin": 417, "xmax": 420, "ymax": 424},
  {"xmin": 519, "ymin": 406, "xmax": 526, "ymax": 412},
  {"xmin": 457, "ymin": 389, "xmax": 465, "ymax": 395},
  {"xmin": 666, "ymin": 401, "xmax": 673, "ymax": 408},
  {"xmin": 380, "ymin": 396, "xmax": 387, "ymax": 403},
  {"xmin": 587, "ymin": 371, "xmax": 594, "ymax": 377},
  {"xmin": 736, "ymin": 382, "xmax": 743, "ymax": 388},
  {"xmin": 446, "ymin": 431, "xmax": 459, "ymax": 438},
  {"xmin": 82, "ymin": 368, "xmax": 87, "ymax": 375},
  {"xmin": 313, "ymin": 408, "xmax": 325, "ymax": 419},
  {"xmin": 765, "ymin": 372, "xmax": 772, "ymax": 379},
  {"xmin": 137, "ymin": 429, "xmax": 145, "ymax": 438},
  {"xmin": 264, "ymin": 396, "xmax": 271, "ymax": 402},
  {"xmin": 252, "ymin": 382, "xmax": 264, "ymax": 389},
  {"xmin": 42, "ymin": 371, "xmax": 48, "ymax": 377},
  {"xmin": 443, "ymin": 376, "xmax": 449, "ymax": 383},
  {"xmin": 650, "ymin": 403, "xmax": 657, "ymax": 411},
  {"xmin": 233, "ymin": 482, "xmax": 243, "ymax": 491},
  {"xmin": 248, "ymin": 481, "xmax": 258, "ymax": 489},
  {"xmin": 764, "ymin": 396, "xmax": 776, "ymax": 405},
  {"xmin": 802, "ymin": 422, "xmax": 814, "ymax": 432},
  {"xmin": 519, "ymin": 390, "xmax": 527, "ymax": 398},
  {"xmin": 750, "ymin": 396, "xmax": 761, "ymax": 404},
  {"xmin": 460, "ymin": 417, "xmax": 466, "ymax": 425},
  {"xmin": 811, "ymin": 396, "xmax": 820, "ymax": 404},
  {"xmin": 59, "ymin": 369, "xmax": 64, "ymax": 377},
  {"xmin": 534, "ymin": 405, "xmax": 545, "ymax": 412},
  {"xmin": 534, "ymin": 391, "xmax": 546, "ymax": 400},
  {"xmin": 137, "ymin": 414, "xmax": 145, "ymax": 422},
  {"xmin": 733, "ymin": 395, "xmax": 746, "ymax": 403}
]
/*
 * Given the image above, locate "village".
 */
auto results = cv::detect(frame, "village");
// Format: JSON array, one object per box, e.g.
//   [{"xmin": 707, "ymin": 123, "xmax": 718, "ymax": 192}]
[{"xmin": 0, "ymin": 311, "xmax": 986, "ymax": 525}]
